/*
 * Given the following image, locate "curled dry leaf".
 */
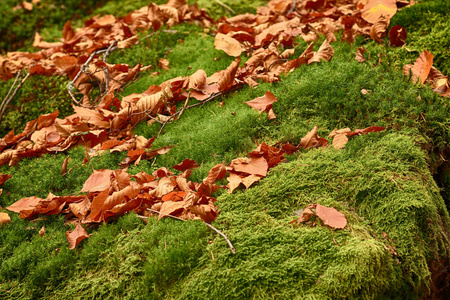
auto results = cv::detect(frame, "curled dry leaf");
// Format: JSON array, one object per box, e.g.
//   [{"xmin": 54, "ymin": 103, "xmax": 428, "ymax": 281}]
[
  {"xmin": 0, "ymin": 212, "xmax": 11, "ymax": 225},
  {"xmin": 159, "ymin": 58, "xmax": 170, "ymax": 70},
  {"xmin": 214, "ymin": 33, "xmax": 242, "ymax": 57},
  {"xmin": 308, "ymin": 40, "xmax": 334, "ymax": 64},
  {"xmin": 80, "ymin": 169, "xmax": 113, "ymax": 193},
  {"xmin": 188, "ymin": 69, "xmax": 207, "ymax": 90},
  {"xmin": 218, "ymin": 57, "xmax": 241, "ymax": 91},
  {"xmin": 297, "ymin": 207, "xmax": 314, "ymax": 224},
  {"xmin": 389, "ymin": 25, "xmax": 407, "ymax": 47},
  {"xmin": 300, "ymin": 126, "xmax": 329, "ymax": 149},
  {"xmin": 204, "ymin": 163, "xmax": 227, "ymax": 184},
  {"xmin": 411, "ymin": 50, "xmax": 434, "ymax": 84},
  {"xmin": 369, "ymin": 15, "xmax": 390, "ymax": 43},
  {"xmin": 66, "ymin": 224, "xmax": 89, "ymax": 250},
  {"xmin": 117, "ymin": 35, "xmax": 139, "ymax": 49},
  {"xmin": 0, "ymin": 173, "xmax": 12, "ymax": 186},
  {"xmin": 172, "ymin": 159, "xmax": 199, "ymax": 172},
  {"xmin": 61, "ymin": 156, "xmax": 69, "ymax": 176},
  {"xmin": 39, "ymin": 226, "xmax": 45, "ymax": 237}
]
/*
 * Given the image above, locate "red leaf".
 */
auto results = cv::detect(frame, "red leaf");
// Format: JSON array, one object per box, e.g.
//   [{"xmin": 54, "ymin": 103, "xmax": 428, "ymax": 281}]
[
  {"xmin": 0, "ymin": 173, "xmax": 12, "ymax": 186},
  {"xmin": 389, "ymin": 25, "xmax": 407, "ymax": 47},
  {"xmin": 172, "ymin": 159, "xmax": 199, "ymax": 172}
]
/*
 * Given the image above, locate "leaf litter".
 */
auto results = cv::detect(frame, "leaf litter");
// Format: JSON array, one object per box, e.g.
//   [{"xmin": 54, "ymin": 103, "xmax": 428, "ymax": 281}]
[{"xmin": 0, "ymin": 0, "xmax": 440, "ymax": 249}]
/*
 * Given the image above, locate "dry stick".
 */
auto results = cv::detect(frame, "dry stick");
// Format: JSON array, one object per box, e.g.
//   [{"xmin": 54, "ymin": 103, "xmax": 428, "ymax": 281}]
[
  {"xmin": 67, "ymin": 44, "xmax": 118, "ymax": 105},
  {"xmin": 287, "ymin": 0, "xmax": 297, "ymax": 15},
  {"xmin": 0, "ymin": 71, "xmax": 30, "ymax": 123},
  {"xmin": 142, "ymin": 208, "xmax": 236, "ymax": 254},
  {"xmin": 214, "ymin": 0, "xmax": 236, "ymax": 14}
]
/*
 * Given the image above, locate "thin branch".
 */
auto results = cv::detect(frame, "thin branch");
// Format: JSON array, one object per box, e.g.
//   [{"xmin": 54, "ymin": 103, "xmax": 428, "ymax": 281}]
[
  {"xmin": 0, "ymin": 71, "xmax": 30, "ymax": 123},
  {"xmin": 214, "ymin": 0, "xmax": 236, "ymax": 14},
  {"xmin": 287, "ymin": 0, "xmax": 297, "ymax": 15},
  {"xmin": 204, "ymin": 222, "xmax": 236, "ymax": 254},
  {"xmin": 142, "ymin": 208, "xmax": 236, "ymax": 254}
]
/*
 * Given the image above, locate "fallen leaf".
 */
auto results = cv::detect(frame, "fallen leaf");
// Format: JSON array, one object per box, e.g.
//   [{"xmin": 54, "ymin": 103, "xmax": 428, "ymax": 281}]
[
  {"xmin": 308, "ymin": 40, "xmax": 334, "ymax": 64},
  {"xmin": 159, "ymin": 58, "xmax": 170, "ymax": 70},
  {"xmin": 231, "ymin": 156, "xmax": 268, "ymax": 177},
  {"xmin": 0, "ymin": 173, "xmax": 12, "ymax": 185},
  {"xmin": 370, "ymin": 15, "xmax": 390, "ymax": 43},
  {"xmin": 66, "ymin": 224, "xmax": 89, "ymax": 249},
  {"xmin": 204, "ymin": 163, "xmax": 227, "ymax": 184},
  {"xmin": 172, "ymin": 159, "xmax": 199, "ymax": 172},
  {"xmin": 80, "ymin": 169, "xmax": 113, "ymax": 193},
  {"xmin": 297, "ymin": 207, "xmax": 314, "ymax": 224},
  {"xmin": 361, "ymin": 0, "xmax": 397, "ymax": 24},
  {"xmin": 39, "ymin": 226, "xmax": 45, "ymax": 237},
  {"xmin": 389, "ymin": 25, "xmax": 407, "ymax": 47},
  {"xmin": 214, "ymin": 33, "xmax": 242, "ymax": 57},
  {"xmin": 315, "ymin": 204, "xmax": 347, "ymax": 229},
  {"xmin": 218, "ymin": 57, "xmax": 241, "ymax": 91},
  {"xmin": 300, "ymin": 126, "xmax": 329, "ymax": 149},
  {"xmin": 245, "ymin": 91, "xmax": 278, "ymax": 120},
  {"xmin": 61, "ymin": 156, "xmax": 69, "ymax": 176},
  {"xmin": 411, "ymin": 50, "xmax": 433, "ymax": 84},
  {"xmin": 0, "ymin": 212, "xmax": 11, "ymax": 225}
]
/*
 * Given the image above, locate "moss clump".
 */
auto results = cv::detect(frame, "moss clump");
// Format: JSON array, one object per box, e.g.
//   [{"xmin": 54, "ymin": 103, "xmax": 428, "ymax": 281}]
[{"xmin": 175, "ymin": 131, "xmax": 450, "ymax": 299}]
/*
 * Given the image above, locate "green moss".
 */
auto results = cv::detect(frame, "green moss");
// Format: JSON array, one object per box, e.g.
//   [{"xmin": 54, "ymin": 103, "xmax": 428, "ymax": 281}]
[{"xmin": 175, "ymin": 132, "xmax": 449, "ymax": 299}]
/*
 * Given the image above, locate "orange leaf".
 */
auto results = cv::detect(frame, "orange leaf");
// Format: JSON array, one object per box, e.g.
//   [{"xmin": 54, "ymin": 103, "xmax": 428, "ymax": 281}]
[
  {"xmin": 300, "ymin": 126, "xmax": 329, "ymax": 149},
  {"xmin": 308, "ymin": 40, "xmax": 334, "ymax": 64},
  {"xmin": 6, "ymin": 196, "xmax": 42, "ymax": 215},
  {"xmin": 332, "ymin": 134, "xmax": 349, "ymax": 150},
  {"xmin": 173, "ymin": 159, "xmax": 199, "ymax": 172},
  {"xmin": 315, "ymin": 204, "xmax": 347, "ymax": 229},
  {"xmin": 190, "ymin": 204, "xmax": 218, "ymax": 223},
  {"xmin": 72, "ymin": 106, "xmax": 110, "ymax": 129},
  {"xmin": 231, "ymin": 156, "xmax": 268, "ymax": 177},
  {"xmin": 369, "ymin": 15, "xmax": 390, "ymax": 43},
  {"xmin": 188, "ymin": 69, "xmax": 207, "ymax": 90},
  {"xmin": 0, "ymin": 173, "xmax": 11, "ymax": 186},
  {"xmin": 246, "ymin": 91, "xmax": 278, "ymax": 119},
  {"xmin": 0, "ymin": 212, "xmax": 11, "ymax": 225},
  {"xmin": 241, "ymin": 174, "xmax": 262, "ymax": 189},
  {"xmin": 159, "ymin": 58, "xmax": 170, "ymax": 70},
  {"xmin": 411, "ymin": 50, "xmax": 433, "ymax": 84},
  {"xmin": 66, "ymin": 224, "xmax": 89, "ymax": 250},
  {"xmin": 204, "ymin": 163, "xmax": 227, "ymax": 184},
  {"xmin": 68, "ymin": 196, "xmax": 91, "ymax": 219},
  {"xmin": 218, "ymin": 57, "xmax": 241, "ymax": 92},
  {"xmin": 361, "ymin": 0, "xmax": 397, "ymax": 24},
  {"xmin": 81, "ymin": 169, "xmax": 113, "ymax": 193},
  {"xmin": 297, "ymin": 207, "xmax": 314, "ymax": 224},
  {"xmin": 214, "ymin": 33, "xmax": 242, "ymax": 57},
  {"xmin": 227, "ymin": 173, "xmax": 243, "ymax": 194},
  {"xmin": 158, "ymin": 200, "xmax": 185, "ymax": 219},
  {"xmin": 117, "ymin": 35, "xmax": 139, "ymax": 49}
]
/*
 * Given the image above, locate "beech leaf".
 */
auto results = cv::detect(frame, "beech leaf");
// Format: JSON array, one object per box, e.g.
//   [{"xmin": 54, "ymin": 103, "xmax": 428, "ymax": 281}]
[
  {"xmin": 0, "ymin": 212, "xmax": 11, "ymax": 225},
  {"xmin": 411, "ymin": 50, "xmax": 434, "ymax": 84},
  {"xmin": 315, "ymin": 204, "xmax": 347, "ymax": 229},
  {"xmin": 361, "ymin": 0, "xmax": 397, "ymax": 24},
  {"xmin": 215, "ymin": 33, "xmax": 242, "ymax": 57},
  {"xmin": 66, "ymin": 224, "xmax": 89, "ymax": 250}
]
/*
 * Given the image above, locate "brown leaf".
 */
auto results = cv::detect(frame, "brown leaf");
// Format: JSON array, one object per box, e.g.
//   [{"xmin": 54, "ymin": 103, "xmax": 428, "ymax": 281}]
[
  {"xmin": 39, "ymin": 226, "xmax": 45, "ymax": 237},
  {"xmin": 158, "ymin": 200, "xmax": 185, "ymax": 219},
  {"xmin": 173, "ymin": 159, "xmax": 199, "ymax": 172},
  {"xmin": 346, "ymin": 126, "xmax": 386, "ymax": 137},
  {"xmin": 204, "ymin": 163, "xmax": 227, "ymax": 184},
  {"xmin": 22, "ymin": 1, "xmax": 33, "ymax": 11},
  {"xmin": 355, "ymin": 46, "xmax": 367, "ymax": 63},
  {"xmin": 308, "ymin": 40, "xmax": 334, "ymax": 64},
  {"xmin": 218, "ymin": 57, "xmax": 241, "ymax": 92},
  {"xmin": 72, "ymin": 106, "xmax": 110, "ymax": 129},
  {"xmin": 370, "ymin": 15, "xmax": 390, "ymax": 43},
  {"xmin": 315, "ymin": 204, "xmax": 347, "ymax": 229},
  {"xmin": 361, "ymin": 0, "xmax": 397, "ymax": 24},
  {"xmin": 159, "ymin": 58, "xmax": 170, "ymax": 70},
  {"xmin": 188, "ymin": 69, "xmax": 207, "ymax": 90},
  {"xmin": 411, "ymin": 50, "xmax": 433, "ymax": 84},
  {"xmin": 0, "ymin": 173, "xmax": 12, "ymax": 186},
  {"xmin": 226, "ymin": 172, "xmax": 243, "ymax": 193},
  {"xmin": 68, "ymin": 196, "xmax": 91, "ymax": 219},
  {"xmin": 231, "ymin": 156, "xmax": 268, "ymax": 177},
  {"xmin": 214, "ymin": 33, "xmax": 242, "ymax": 57},
  {"xmin": 117, "ymin": 35, "xmax": 139, "ymax": 49},
  {"xmin": 6, "ymin": 196, "xmax": 42, "ymax": 216},
  {"xmin": 0, "ymin": 212, "xmax": 11, "ymax": 225},
  {"xmin": 300, "ymin": 126, "xmax": 329, "ymax": 149},
  {"xmin": 389, "ymin": 25, "xmax": 407, "ymax": 47},
  {"xmin": 332, "ymin": 134, "xmax": 349, "ymax": 150},
  {"xmin": 80, "ymin": 169, "xmax": 113, "ymax": 193},
  {"xmin": 66, "ymin": 224, "xmax": 89, "ymax": 249},
  {"xmin": 246, "ymin": 91, "xmax": 278, "ymax": 120},
  {"xmin": 61, "ymin": 156, "xmax": 69, "ymax": 176},
  {"xmin": 297, "ymin": 207, "xmax": 314, "ymax": 224}
]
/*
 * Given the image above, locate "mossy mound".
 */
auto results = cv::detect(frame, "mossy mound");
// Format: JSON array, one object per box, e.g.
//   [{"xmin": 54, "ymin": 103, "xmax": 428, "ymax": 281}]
[{"xmin": 174, "ymin": 131, "xmax": 450, "ymax": 299}]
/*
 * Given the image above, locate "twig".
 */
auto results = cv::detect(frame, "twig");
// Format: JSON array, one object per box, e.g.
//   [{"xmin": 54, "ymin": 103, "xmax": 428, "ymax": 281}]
[
  {"xmin": 204, "ymin": 222, "xmax": 236, "ymax": 254},
  {"xmin": 287, "ymin": 0, "xmax": 297, "ymax": 15},
  {"xmin": 0, "ymin": 71, "xmax": 30, "ymax": 123},
  {"xmin": 214, "ymin": 0, "xmax": 236, "ymax": 14},
  {"xmin": 143, "ymin": 208, "xmax": 236, "ymax": 254},
  {"xmin": 144, "ymin": 29, "xmax": 178, "ymax": 39}
]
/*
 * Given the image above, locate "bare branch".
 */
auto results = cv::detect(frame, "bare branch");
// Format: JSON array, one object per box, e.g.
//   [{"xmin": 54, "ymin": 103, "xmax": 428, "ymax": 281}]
[
  {"xmin": 0, "ymin": 71, "xmax": 30, "ymax": 123},
  {"xmin": 214, "ymin": 0, "xmax": 236, "ymax": 14},
  {"xmin": 142, "ymin": 208, "xmax": 236, "ymax": 254}
]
